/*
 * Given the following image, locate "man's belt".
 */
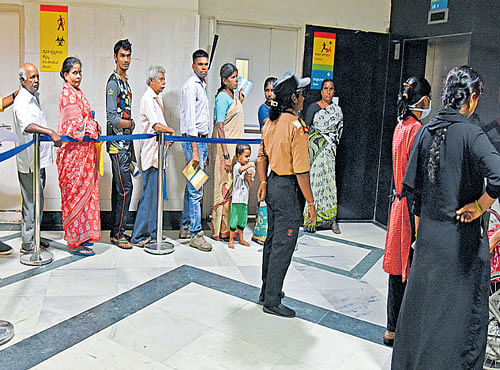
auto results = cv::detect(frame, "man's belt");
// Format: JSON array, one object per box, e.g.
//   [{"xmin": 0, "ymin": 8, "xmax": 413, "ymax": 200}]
[{"xmin": 182, "ymin": 133, "xmax": 208, "ymax": 138}]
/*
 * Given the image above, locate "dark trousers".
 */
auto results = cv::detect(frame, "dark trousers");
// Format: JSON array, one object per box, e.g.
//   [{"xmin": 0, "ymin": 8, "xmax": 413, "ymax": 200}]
[
  {"xmin": 110, "ymin": 151, "xmax": 133, "ymax": 239},
  {"xmin": 261, "ymin": 172, "xmax": 304, "ymax": 307},
  {"xmin": 18, "ymin": 169, "xmax": 46, "ymax": 250},
  {"xmin": 387, "ymin": 248, "xmax": 414, "ymax": 332}
]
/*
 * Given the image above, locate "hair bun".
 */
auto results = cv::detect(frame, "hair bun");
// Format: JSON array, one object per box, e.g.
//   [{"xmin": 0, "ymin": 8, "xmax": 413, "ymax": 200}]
[{"xmin": 442, "ymin": 65, "xmax": 483, "ymax": 109}]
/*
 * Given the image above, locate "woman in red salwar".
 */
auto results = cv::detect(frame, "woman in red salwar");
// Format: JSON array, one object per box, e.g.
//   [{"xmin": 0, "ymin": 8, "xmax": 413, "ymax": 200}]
[
  {"xmin": 382, "ymin": 77, "xmax": 431, "ymax": 346},
  {"xmin": 57, "ymin": 57, "xmax": 101, "ymax": 256}
]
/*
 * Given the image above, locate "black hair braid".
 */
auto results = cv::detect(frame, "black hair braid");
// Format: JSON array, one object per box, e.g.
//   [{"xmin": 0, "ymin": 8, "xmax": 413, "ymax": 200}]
[
  {"xmin": 268, "ymin": 90, "xmax": 296, "ymax": 121},
  {"xmin": 269, "ymin": 103, "xmax": 281, "ymax": 121},
  {"xmin": 398, "ymin": 87, "xmax": 410, "ymax": 120},
  {"xmin": 427, "ymin": 127, "xmax": 447, "ymax": 184}
]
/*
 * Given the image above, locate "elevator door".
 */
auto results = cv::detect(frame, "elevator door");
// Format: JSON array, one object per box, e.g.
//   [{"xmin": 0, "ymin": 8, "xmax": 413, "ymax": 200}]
[
  {"xmin": 401, "ymin": 34, "xmax": 471, "ymax": 119},
  {"xmin": 373, "ymin": 33, "xmax": 472, "ymax": 225}
]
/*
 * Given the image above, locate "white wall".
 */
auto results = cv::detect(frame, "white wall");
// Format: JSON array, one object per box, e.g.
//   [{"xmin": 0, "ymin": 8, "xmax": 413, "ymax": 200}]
[
  {"xmin": 0, "ymin": 1, "xmax": 199, "ymax": 217},
  {"xmin": 198, "ymin": 0, "xmax": 391, "ymax": 52},
  {"xmin": 0, "ymin": 0, "xmax": 197, "ymax": 11}
]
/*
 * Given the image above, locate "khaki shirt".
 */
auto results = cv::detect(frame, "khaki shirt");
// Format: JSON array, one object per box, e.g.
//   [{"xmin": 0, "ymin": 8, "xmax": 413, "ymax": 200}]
[{"xmin": 258, "ymin": 112, "xmax": 310, "ymax": 175}]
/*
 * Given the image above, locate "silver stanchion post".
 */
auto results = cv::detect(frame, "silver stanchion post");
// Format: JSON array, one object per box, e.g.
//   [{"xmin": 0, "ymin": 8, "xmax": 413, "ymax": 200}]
[
  {"xmin": 0, "ymin": 318, "xmax": 14, "ymax": 345},
  {"xmin": 0, "ymin": 276, "xmax": 14, "ymax": 345},
  {"xmin": 144, "ymin": 132, "xmax": 174, "ymax": 255},
  {"xmin": 20, "ymin": 133, "xmax": 54, "ymax": 266}
]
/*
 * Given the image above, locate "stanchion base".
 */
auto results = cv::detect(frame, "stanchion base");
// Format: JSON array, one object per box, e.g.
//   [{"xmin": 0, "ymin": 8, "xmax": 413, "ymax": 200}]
[
  {"xmin": 20, "ymin": 250, "xmax": 54, "ymax": 266},
  {"xmin": 144, "ymin": 241, "xmax": 174, "ymax": 255},
  {"xmin": 0, "ymin": 320, "xmax": 14, "ymax": 345}
]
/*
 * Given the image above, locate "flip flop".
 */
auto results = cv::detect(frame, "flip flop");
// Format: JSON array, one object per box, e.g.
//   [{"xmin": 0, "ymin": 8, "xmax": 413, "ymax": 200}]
[
  {"xmin": 82, "ymin": 240, "xmax": 94, "ymax": 247},
  {"xmin": 69, "ymin": 247, "xmax": 95, "ymax": 257},
  {"xmin": 113, "ymin": 237, "xmax": 132, "ymax": 250}
]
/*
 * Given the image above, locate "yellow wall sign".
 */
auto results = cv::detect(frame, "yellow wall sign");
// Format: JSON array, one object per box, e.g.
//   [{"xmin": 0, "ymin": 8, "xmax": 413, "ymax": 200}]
[
  {"xmin": 311, "ymin": 32, "xmax": 336, "ymax": 89},
  {"xmin": 40, "ymin": 4, "xmax": 68, "ymax": 72}
]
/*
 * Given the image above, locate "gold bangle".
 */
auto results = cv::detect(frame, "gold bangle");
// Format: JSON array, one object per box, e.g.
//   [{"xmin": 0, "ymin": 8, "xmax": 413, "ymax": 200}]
[
  {"xmin": 475, "ymin": 200, "xmax": 484, "ymax": 214},
  {"xmin": 260, "ymin": 181, "xmax": 267, "ymax": 185}
]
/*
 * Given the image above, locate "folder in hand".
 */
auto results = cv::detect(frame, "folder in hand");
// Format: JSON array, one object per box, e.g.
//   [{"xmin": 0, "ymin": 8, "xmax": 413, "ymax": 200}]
[{"xmin": 182, "ymin": 159, "xmax": 209, "ymax": 191}]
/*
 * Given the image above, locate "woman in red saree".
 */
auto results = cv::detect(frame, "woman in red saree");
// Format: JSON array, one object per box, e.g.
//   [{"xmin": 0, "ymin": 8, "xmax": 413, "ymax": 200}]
[{"xmin": 57, "ymin": 57, "xmax": 101, "ymax": 256}]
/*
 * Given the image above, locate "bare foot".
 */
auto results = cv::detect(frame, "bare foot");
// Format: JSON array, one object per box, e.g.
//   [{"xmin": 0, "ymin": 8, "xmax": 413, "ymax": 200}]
[
  {"xmin": 228, "ymin": 240, "xmax": 235, "ymax": 249},
  {"xmin": 239, "ymin": 239, "xmax": 250, "ymax": 247}
]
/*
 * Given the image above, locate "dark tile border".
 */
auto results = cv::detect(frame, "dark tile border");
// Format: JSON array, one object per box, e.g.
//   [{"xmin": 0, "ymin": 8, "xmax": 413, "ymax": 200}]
[
  {"xmin": 0, "ymin": 239, "xmax": 84, "ymax": 289},
  {"xmin": 0, "ymin": 265, "xmax": 386, "ymax": 370},
  {"xmin": 292, "ymin": 231, "xmax": 385, "ymax": 280}
]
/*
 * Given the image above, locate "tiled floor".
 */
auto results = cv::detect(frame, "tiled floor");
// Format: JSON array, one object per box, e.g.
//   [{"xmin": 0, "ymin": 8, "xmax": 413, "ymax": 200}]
[{"xmin": 0, "ymin": 222, "xmax": 392, "ymax": 369}]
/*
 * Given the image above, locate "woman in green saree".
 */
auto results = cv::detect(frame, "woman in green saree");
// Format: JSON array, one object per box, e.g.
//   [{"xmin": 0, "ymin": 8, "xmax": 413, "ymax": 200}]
[{"xmin": 303, "ymin": 79, "xmax": 343, "ymax": 234}]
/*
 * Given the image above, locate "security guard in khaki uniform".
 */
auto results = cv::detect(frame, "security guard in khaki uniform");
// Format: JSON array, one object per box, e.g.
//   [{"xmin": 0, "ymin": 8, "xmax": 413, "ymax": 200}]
[{"xmin": 257, "ymin": 71, "xmax": 316, "ymax": 318}]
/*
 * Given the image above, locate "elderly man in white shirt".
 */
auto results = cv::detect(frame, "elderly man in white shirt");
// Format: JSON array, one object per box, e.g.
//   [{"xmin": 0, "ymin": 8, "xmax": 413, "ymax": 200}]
[
  {"xmin": 130, "ymin": 65, "xmax": 174, "ymax": 247},
  {"xmin": 178, "ymin": 49, "xmax": 212, "ymax": 252},
  {"xmin": 13, "ymin": 63, "xmax": 61, "ymax": 253}
]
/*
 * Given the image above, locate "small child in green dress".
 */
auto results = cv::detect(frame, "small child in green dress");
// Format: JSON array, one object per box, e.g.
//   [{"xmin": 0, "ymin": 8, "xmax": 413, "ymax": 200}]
[{"xmin": 229, "ymin": 144, "xmax": 255, "ymax": 248}]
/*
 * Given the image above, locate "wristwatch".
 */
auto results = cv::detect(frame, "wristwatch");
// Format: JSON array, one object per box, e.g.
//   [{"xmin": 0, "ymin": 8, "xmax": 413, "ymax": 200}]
[{"xmin": 223, "ymin": 153, "xmax": 230, "ymax": 160}]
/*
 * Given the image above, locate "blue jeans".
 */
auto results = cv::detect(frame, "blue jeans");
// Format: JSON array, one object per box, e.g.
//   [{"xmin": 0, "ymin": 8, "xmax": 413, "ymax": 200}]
[
  {"xmin": 181, "ymin": 141, "xmax": 208, "ymax": 236},
  {"xmin": 131, "ymin": 167, "xmax": 158, "ymax": 243}
]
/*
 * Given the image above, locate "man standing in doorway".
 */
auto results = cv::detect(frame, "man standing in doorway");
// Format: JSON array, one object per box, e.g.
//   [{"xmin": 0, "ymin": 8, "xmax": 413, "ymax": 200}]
[
  {"xmin": 13, "ymin": 63, "xmax": 62, "ymax": 254},
  {"xmin": 179, "ymin": 49, "xmax": 212, "ymax": 252},
  {"xmin": 106, "ymin": 39, "xmax": 135, "ymax": 250}
]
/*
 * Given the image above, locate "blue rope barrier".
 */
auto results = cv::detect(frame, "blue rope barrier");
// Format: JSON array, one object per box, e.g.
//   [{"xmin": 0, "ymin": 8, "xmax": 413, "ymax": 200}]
[
  {"xmin": 0, "ymin": 140, "xmax": 34, "ymax": 163},
  {"xmin": 0, "ymin": 133, "xmax": 262, "ymax": 164}
]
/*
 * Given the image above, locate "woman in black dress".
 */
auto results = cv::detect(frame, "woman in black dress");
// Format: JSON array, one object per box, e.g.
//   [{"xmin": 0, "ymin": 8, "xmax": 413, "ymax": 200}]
[{"xmin": 392, "ymin": 66, "xmax": 500, "ymax": 369}]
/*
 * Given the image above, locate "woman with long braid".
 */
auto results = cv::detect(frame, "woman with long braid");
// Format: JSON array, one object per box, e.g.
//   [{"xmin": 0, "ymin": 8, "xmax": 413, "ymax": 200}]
[{"xmin": 391, "ymin": 66, "xmax": 500, "ymax": 369}]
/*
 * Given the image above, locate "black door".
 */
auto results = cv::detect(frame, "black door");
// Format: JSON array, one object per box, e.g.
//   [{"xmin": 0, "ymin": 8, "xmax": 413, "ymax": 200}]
[{"xmin": 303, "ymin": 25, "xmax": 394, "ymax": 222}]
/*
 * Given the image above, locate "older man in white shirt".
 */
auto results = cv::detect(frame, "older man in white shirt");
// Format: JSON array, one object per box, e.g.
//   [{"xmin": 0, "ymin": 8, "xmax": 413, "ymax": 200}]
[
  {"xmin": 130, "ymin": 65, "xmax": 174, "ymax": 247},
  {"xmin": 13, "ymin": 63, "xmax": 61, "ymax": 253}
]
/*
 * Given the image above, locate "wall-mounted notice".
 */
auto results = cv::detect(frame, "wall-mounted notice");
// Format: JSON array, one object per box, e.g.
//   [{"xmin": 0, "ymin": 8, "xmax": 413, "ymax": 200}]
[
  {"xmin": 40, "ymin": 4, "xmax": 68, "ymax": 72},
  {"xmin": 311, "ymin": 32, "xmax": 336, "ymax": 89},
  {"xmin": 430, "ymin": 0, "xmax": 448, "ymax": 11}
]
